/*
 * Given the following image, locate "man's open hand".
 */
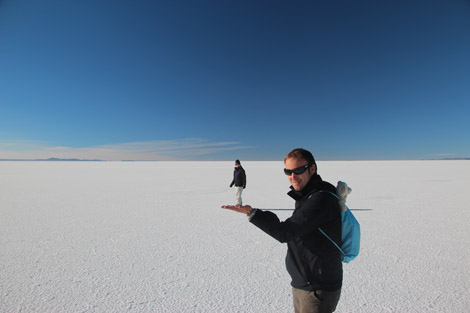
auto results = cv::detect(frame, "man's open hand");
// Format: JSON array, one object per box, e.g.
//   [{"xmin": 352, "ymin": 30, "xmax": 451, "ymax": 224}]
[{"xmin": 221, "ymin": 204, "xmax": 253, "ymax": 215}]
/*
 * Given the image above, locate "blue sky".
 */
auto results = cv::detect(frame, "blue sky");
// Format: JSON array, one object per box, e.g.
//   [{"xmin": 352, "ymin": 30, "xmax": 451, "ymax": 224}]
[{"xmin": 1, "ymin": 0, "xmax": 469, "ymax": 161}]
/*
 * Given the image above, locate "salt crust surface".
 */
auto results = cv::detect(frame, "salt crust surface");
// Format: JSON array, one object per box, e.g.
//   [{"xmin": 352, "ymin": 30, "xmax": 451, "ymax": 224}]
[{"xmin": 1, "ymin": 161, "xmax": 469, "ymax": 312}]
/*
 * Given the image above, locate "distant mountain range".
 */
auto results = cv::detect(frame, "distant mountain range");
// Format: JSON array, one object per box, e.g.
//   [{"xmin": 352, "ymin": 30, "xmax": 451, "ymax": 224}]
[
  {"xmin": 433, "ymin": 158, "xmax": 470, "ymax": 160},
  {"xmin": 0, "ymin": 158, "xmax": 104, "ymax": 162}
]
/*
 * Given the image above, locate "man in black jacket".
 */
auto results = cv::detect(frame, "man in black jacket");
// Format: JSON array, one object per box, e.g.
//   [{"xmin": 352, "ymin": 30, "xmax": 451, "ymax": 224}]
[
  {"xmin": 222, "ymin": 148, "xmax": 342, "ymax": 313},
  {"xmin": 229, "ymin": 159, "xmax": 246, "ymax": 205}
]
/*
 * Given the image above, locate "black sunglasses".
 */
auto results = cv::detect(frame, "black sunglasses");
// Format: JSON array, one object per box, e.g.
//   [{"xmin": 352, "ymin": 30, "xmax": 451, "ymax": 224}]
[{"xmin": 284, "ymin": 164, "xmax": 311, "ymax": 176}]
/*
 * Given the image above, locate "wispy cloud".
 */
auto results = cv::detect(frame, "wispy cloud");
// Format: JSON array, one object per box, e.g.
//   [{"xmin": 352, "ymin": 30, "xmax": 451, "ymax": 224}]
[{"xmin": 0, "ymin": 139, "xmax": 251, "ymax": 161}]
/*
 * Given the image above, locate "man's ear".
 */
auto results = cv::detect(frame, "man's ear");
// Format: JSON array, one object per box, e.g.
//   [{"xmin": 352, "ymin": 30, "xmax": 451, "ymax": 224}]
[{"xmin": 310, "ymin": 164, "xmax": 317, "ymax": 175}]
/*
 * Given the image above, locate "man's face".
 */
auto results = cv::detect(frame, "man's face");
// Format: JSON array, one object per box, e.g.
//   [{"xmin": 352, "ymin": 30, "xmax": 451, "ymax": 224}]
[
  {"xmin": 235, "ymin": 163, "xmax": 240, "ymax": 168},
  {"xmin": 284, "ymin": 157, "xmax": 316, "ymax": 191}
]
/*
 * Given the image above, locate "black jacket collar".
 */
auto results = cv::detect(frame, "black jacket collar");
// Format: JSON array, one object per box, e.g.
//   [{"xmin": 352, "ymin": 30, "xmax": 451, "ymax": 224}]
[{"xmin": 287, "ymin": 173, "xmax": 323, "ymax": 201}]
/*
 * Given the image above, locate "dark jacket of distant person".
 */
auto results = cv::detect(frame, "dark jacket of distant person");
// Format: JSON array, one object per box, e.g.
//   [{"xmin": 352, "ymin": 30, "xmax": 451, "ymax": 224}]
[
  {"xmin": 230, "ymin": 166, "xmax": 246, "ymax": 188},
  {"xmin": 249, "ymin": 173, "xmax": 343, "ymax": 291}
]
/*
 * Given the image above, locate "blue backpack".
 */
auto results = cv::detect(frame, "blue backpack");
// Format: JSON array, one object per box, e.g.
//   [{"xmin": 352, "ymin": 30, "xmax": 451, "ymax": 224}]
[{"xmin": 318, "ymin": 191, "xmax": 361, "ymax": 263}]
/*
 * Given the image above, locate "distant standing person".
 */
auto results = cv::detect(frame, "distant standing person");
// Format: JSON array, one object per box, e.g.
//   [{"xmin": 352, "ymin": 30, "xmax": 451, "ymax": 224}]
[
  {"xmin": 222, "ymin": 148, "xmax": 342, "ymax": 313},
  {"xmin": 229, "ymin": 159, "xmax": 246, "ymax": 205}
]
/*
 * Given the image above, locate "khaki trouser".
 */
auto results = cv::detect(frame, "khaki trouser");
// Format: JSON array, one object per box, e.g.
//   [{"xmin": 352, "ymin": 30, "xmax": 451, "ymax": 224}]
[
  {"xmin": 292, "ymin": 287, "xmax": 341, "ymax": 313},
  {"xmin": 235, "ymin": 186, "xmax": 243, "ymax": 205}
]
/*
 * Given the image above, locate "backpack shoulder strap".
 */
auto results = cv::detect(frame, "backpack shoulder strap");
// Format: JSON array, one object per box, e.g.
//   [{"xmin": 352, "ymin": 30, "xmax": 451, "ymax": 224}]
[
  {"xmin": 318, "ymin": 228, "xmax": 345, "ymax": 256},
  {"xmin": 317, "ymin": 190, "xmax": 346, "ymax": 256},
  {"xmin": 307, "ymin": 189, "xmax": 340, "ymax": 200},
  {"xmin": 318, "ymin": 190, "xmax": 340, "ymax": 200}
]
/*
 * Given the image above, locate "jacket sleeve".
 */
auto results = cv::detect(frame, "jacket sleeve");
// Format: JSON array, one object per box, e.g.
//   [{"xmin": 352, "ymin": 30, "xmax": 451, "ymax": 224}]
[
  {"xmin": 230, "ymin": 169, "xmax": 235, "ymax": 187},
  {"xmin": 249, "ymin": 193, "xmax": 339, "ymax": 243}
]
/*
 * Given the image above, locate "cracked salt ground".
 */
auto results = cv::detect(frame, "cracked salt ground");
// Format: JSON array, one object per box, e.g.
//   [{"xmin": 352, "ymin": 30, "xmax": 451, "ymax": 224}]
[{"xmin": 1, "ymin": 160, "xmax": 469, "ymax": 312}]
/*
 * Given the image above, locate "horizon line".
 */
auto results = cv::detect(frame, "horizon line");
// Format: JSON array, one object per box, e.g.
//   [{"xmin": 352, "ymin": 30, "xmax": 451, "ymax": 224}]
[{"xmin": 1, "ymin": 157, "xmax": 469, "ymax": 162}]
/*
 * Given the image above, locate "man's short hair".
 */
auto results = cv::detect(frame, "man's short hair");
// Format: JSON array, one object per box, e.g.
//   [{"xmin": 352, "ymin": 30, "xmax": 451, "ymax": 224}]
[{"xmin": 284, "ymin": 148, "xmax": 317, "ymax": 169}]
